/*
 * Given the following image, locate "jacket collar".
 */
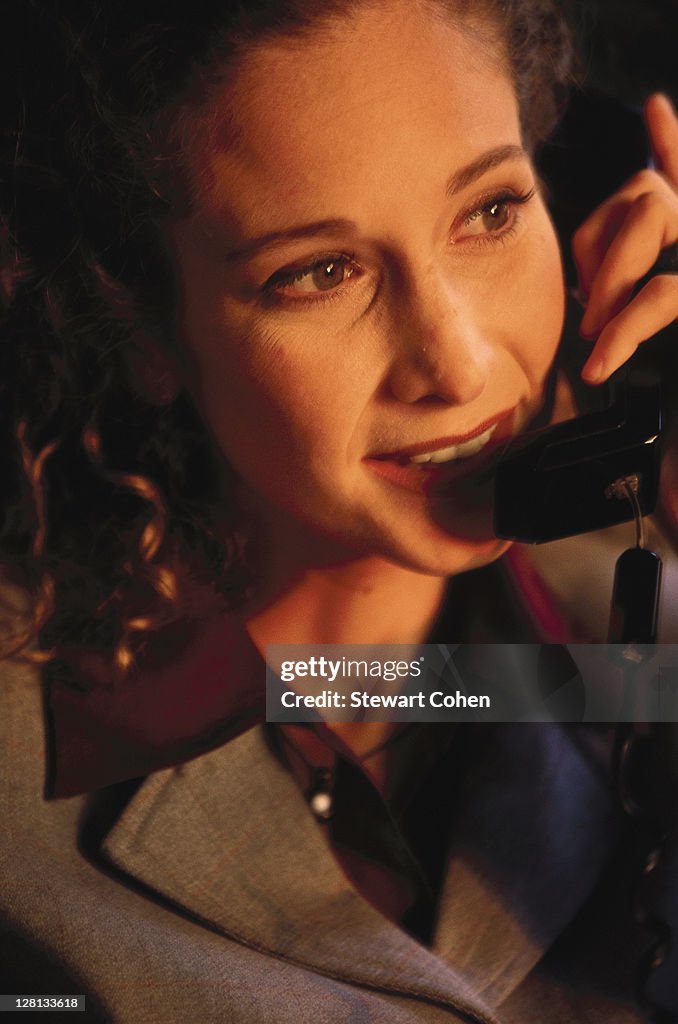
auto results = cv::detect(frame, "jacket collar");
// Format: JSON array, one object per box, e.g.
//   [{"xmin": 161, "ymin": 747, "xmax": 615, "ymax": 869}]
[
  {"xmin": 99, "ymin": 723, "xmax": 499, "ymax": 1022},
  {"xmin": 96, "ymin": 718, "xmax": 616, "ymax": 1016}
]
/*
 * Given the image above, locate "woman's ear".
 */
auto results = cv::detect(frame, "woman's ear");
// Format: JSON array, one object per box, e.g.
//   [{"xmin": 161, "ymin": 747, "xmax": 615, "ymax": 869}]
[{"xmin": 125, "ymin": 332, "xmax": 182, "ymax": 406}]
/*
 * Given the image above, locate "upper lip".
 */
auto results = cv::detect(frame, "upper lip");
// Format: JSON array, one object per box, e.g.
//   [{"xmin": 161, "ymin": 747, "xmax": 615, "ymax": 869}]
[{"xmin": 368, "ymin": 407, "xmax": 516, "ymax": 460}]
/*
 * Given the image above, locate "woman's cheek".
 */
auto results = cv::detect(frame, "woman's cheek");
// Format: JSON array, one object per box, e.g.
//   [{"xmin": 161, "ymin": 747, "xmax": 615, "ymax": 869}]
[
  {"xmin": 509, "ymin": 224, "xmax": 566, "ymax": 384},
  {"xmin": 189, "ymin": 315, "xmax": 355, "ymax": 485}
]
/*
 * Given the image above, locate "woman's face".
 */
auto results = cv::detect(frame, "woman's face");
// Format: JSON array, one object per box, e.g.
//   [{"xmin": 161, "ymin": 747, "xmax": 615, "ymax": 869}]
[{"xmin": 166, "ymin": 1, "xmax": 565, "ymax": 577}]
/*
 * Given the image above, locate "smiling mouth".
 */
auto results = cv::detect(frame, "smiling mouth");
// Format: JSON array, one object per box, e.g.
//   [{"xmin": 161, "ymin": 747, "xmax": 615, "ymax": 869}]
[
  {"xmin": 371, "ymin": 409, "xmax": 514, "ymax": 467},
  {"xmin": 364, "ymin": 410, "xmax": 516, "ymax": 495},
  {"xmin": 399, "ymin": 424, "xmax": 497, "ymax": 466}
]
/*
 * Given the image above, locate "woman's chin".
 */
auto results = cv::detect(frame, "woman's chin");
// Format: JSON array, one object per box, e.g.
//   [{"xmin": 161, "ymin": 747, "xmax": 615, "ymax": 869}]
[
  {"xmin": 377, "ymin": 517, "xmax": 512, "ymax": 579},
  {"xmin": 419, "ymin": 533, "xmax": 511, "ymax": 578}
]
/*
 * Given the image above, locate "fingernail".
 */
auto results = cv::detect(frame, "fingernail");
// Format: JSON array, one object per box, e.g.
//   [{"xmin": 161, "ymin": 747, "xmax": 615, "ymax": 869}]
[
  {"xmin": 657, "ymin": 92, "xmax": 676, "ymax": 115},
  {"xmin": 581, "ymin": 357, "xmax": 604, "ymax": 385}
]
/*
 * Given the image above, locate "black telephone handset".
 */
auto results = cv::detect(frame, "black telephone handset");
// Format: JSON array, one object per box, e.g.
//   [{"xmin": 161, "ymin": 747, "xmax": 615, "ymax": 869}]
[
  {"xmin": 493, "ymin": 245, "xmax": 678, "ymax": 645},
  {"xmin": 493, "ymin": 359, "xmax": 663, "ymax": 544}
]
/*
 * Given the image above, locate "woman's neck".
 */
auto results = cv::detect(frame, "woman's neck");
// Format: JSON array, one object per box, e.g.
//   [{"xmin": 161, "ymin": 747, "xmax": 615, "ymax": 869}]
[
  {"xmin": 246, "ymin": 555, "xmax": 447, "ymax": 647},
  {"xmin": 239, "ymin": 498, "xmax": 449, "ymax": 766}
]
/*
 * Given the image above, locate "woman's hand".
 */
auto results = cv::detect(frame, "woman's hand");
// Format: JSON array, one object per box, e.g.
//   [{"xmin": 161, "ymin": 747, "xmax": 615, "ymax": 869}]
[
  {"xmin": 572, "ymin": 93, "xmax": 678, "ymax": 384},
  {"xmin": 572, "ymin": 92, "xmax": 678, "ymax": 550}
]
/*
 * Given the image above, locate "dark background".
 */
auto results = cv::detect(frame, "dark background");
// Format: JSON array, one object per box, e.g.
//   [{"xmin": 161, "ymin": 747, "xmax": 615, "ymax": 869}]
[
  {"xmin": 539, "ymin": 1, "xmax": 678, "ymax": 282},
  {"xmin": 573, "ymin": 0, "xmax": 678, "ymax": 104}
]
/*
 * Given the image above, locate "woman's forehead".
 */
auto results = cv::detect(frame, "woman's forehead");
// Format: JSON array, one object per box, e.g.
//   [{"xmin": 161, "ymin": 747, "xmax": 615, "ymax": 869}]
[{"xmin": 181, "ymin": 2, "xmax": 517, "ymax": 232}]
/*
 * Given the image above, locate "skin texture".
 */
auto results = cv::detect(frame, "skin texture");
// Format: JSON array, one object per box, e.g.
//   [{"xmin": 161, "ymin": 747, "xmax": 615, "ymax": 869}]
[{"xmin": 166, "ymin": 3, "xmax": 565, "ymax": 597}]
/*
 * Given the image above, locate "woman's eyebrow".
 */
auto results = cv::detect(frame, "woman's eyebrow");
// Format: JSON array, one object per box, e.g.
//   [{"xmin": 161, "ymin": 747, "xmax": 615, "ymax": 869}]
[
  {"xmin": 446, "ymin": 144, "xmax": 529, "ymax": 195},
  {"xmin": 222, "ymin": 145, "xmax": 528, "ymax": 263},
  {"xmin": 223, "ymin": 219, "xmax": 356, "ymax": 263}
]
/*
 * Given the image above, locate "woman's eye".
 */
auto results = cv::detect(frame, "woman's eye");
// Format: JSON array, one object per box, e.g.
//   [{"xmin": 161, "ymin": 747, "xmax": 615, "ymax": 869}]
[
  {"xmin": 265, "ymin": 255, "xmax": 358, "ymax": 299},
  {"xmin": 464, "ymin": 200, "xmax": 512, "ymax": 234},
  {"xmin": 458, "ymin": 188, "xmax": 536, "ymax": 241}
]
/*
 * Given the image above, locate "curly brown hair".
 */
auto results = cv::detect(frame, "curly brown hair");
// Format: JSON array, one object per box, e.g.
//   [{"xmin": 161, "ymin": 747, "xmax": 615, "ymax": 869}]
[{"xmin": 0, "ymin": 0, "xmax": 575, "ymax": 677}]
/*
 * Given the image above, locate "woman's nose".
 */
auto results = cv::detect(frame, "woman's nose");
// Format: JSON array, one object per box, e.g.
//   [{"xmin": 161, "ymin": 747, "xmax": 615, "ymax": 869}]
[{"xmin": 386, "ymin": 281, "xmax": 491, "ymax": 406}]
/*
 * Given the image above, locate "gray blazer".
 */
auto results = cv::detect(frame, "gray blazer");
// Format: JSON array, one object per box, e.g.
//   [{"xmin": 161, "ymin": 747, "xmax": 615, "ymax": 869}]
[{"xmin": 0, "ymin": 656, "xmax": 649, "ymax": 1023}]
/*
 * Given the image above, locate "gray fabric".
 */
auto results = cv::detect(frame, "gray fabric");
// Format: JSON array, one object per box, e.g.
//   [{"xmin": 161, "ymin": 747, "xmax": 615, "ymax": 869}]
[{"xmin": 0, "ymin": 658, "xmax": 647, "ymax": 1023}]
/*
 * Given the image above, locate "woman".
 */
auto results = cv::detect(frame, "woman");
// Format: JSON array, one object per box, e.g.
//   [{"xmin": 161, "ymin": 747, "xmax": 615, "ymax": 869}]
[{"xmin": 1, "ymin": 1, "xmax": 678, "ymax": 1020}]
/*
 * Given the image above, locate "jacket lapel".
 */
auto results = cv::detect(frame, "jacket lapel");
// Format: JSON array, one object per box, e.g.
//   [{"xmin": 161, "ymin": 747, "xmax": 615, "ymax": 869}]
[
  {"xmin": 100, "ymin": 725, "xmax": 499, "ymax": 1023},
  {"xmin": 100, "ymin": 721, "xmax": 617, "ymax": 1018}
]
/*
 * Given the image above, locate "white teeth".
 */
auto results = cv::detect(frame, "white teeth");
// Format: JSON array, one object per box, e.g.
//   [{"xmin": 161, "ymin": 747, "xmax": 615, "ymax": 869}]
[
  {"xmin": 411, "ymin": 446, "xmax": 455, "ymax": 464},
  {"xmin": 408, "ymin": 425, "xmax": 496, "ymax": 466}
]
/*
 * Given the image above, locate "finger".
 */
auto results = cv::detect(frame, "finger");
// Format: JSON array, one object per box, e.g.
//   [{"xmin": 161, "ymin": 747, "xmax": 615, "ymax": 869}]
[
  {"xmin": 645, "ymin": 93, "xmax": 678, "ymax": 188},
  {"xmin": 571, "ymin": 169, "xmax": 674, "ymax": 300},
  {"xmin": 572, "ymin": 198, "xmax": 632, "ymax": 304},
  {"xmin": 579, "ymin": 190, "xmax": 678, "ymax": 338},
  {"xmin": 581, "ymin": 274, "xmax": 678, "ymax": 384}
]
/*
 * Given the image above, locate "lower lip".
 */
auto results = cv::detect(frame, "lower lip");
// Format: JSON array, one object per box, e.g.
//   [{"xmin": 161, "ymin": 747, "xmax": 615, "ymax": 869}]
[
  {"xmin": 364, "ymin": 419, "xmax": 514, "ymax": 495},
  {"xmin": 365, "ymin": 458, "xmax": 454, "ymax": 494}
]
